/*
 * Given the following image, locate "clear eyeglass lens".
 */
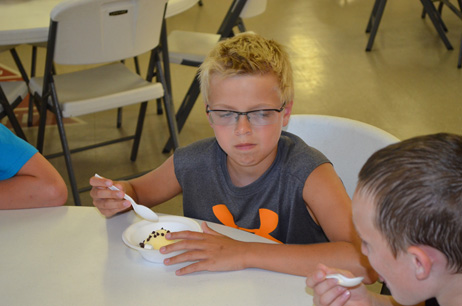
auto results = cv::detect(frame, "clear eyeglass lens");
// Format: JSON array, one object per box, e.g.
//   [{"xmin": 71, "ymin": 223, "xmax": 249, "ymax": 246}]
[
  {"xmin": 210, "ymin": 110, "xmax": 279, "ymax": 126},
  {"xmin": 248, "ymin": 110, "xmax": 278, "ymax": 125}
]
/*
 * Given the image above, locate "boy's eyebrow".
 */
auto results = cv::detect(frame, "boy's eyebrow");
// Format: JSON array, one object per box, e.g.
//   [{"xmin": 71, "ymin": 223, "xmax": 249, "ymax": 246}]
[{"xmin": 210, "ymin": 102, "xmax": 283, "ymax": 110}]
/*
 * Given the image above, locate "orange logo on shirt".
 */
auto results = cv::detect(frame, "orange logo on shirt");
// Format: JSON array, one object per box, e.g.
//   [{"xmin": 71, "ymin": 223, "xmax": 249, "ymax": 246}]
[{"xmin": 212, "ymin": 204, "xmax": 282, "ymax": 243}]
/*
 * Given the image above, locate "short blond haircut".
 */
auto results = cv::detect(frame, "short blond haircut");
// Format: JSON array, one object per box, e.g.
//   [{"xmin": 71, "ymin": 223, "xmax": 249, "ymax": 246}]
[{"xmin": 199, "ymin": 32, "xmax": 294, "ymax": 104}]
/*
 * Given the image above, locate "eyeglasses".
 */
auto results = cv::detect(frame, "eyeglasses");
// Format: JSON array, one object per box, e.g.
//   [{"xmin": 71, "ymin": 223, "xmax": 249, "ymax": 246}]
[{"xmin": 206, "ymin": 102, "xmax": 286, "ymax": 126}]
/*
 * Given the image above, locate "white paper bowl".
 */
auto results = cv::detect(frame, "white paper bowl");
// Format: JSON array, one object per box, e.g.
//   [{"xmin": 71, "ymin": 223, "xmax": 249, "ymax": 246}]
[{"xmin": 122, "ymin": 215, "xmax": 202, "ymax": 263}]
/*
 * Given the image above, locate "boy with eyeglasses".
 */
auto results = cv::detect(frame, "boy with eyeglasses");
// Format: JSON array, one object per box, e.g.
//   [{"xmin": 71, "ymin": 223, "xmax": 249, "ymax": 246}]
[
  {"xmin": 90, "ymin": 32, "xmax": 374, "ymax": 280},
  {"xmin": 306, "ymin": 133, "xmax": 462, "ymax": 306}
]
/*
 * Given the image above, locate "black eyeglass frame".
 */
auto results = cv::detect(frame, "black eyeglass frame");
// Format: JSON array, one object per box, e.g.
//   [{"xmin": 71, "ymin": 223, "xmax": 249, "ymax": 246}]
[{"xmin": 206, "ymin": 102, "xmax": 287, "ymax": 125}]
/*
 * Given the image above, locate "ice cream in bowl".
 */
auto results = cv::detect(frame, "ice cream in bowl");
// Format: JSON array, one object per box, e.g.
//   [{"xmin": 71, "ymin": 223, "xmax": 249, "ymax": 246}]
[{"xmin": 122, "ymin": 215, "xmax": 202, "ymax": 263}]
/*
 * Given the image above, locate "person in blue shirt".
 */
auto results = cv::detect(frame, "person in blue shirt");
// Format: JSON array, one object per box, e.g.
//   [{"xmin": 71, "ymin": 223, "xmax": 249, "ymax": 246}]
[{"xmin": 0, "ymin": 124, "xmax": 67, "ymax": 209}]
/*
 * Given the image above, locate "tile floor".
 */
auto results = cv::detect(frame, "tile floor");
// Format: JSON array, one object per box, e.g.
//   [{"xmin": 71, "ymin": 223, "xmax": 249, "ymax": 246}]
[{"xmin": 1, "ymin": 0, "xmax": 462, "ymax": 213}]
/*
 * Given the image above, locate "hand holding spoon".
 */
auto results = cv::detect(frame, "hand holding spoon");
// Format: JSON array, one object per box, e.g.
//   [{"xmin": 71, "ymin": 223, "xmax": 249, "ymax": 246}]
[
  {"xmin": 325, "ymin": 274, "xmax": 364, "ymax": 287},
  {"xmin": 94, "ymin": 174, "xmax": 159, "ymax": 222}
]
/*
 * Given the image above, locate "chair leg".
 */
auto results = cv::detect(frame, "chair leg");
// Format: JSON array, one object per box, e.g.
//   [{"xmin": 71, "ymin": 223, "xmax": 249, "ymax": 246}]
[
  {"xmin": 458, "ymin": 34, "xmax": 462, "ymax": 68},
  {"xmin": 117, "ymin": 107, "xmax": 123, "ymax": 128},
  {"xmin": 134, "ymin": 56, "xmax": 141, "ymax": 75},
  {"xmin": 117, "ymin": 57, "xmax": 141, "ymax": 129},
  {"xmin": 29, "ymin": 46, "xmax": 39, "ymax": 127},
  {"xmin": 436, "ymin": 1, "xmax": 448, "ymax": 32},
  {"xmin": 365, "ymin": 0, "xmax": 388, "ymax": 51},
  {"xmin": 236, "ymin": 17, "xmax": 246, "ymax": 32},
  {"xmin": 0, "ymin": 93, "xmax": 27, "ymax": 141},
  {"xmin": 8, "ymin": 49, "xmax": 34, "ymax": 129},
  {"xmin": 156, "ymin": 98, "xmax": 163, "ymax": 115},
  {"xmin": 158, "ymin": 18, "xmax": 173, "ymax": 115},
  {"xmin": 155, "ymin": 66, "xmax": 163, "ymax": 115},
  {"xmin": 422, "ymin": 2, "xmax": 444, "ymax": 17},
  {"xmin": 36, "ymin": 93, "xmax": 48, "ymax": 153},
  {"xmin": 422, "ymin": 2, "xmax": 448, "ymax": 32},
  {"xmin": 420, "ymin": 0, "xmax": 453, "ymax": 50},
  {"xmin": 131, "ymin": 49, "xmax": 180, "ymax": 159},
  {"xmin": 130, "ymin": 101, "xmax": 148, "ymax": 161},
  {"xmin": 161, "ymin": 92, "xmax": 180, "ymax": 151},
  {"xmin": 366, "ymin": 0, "xmax": 382, "ymax": 33},
  {"xmin": 49, "ymin": 82, "xmax": 81, "ymax": 206},
  {"xmin": 162, "ymin": 74, "xmax": 200, "ymax": 153},
  {"xmin": 3, "ymin": 105, "xmax": 27, "ymax": 141},
  {"xmin": 154, "ymin": 51, "xmax": 180, "ymax": 153}
]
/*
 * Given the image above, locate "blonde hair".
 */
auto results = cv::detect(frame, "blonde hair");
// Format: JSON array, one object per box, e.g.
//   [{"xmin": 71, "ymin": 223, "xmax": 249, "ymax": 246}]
[{"xmin": 199, "ymin": 32, "xmax": 294, "ymax": 104}]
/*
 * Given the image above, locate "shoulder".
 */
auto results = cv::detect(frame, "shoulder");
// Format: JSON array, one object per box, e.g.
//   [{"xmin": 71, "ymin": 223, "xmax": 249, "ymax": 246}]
[
  {"xmin": 174, "ymin": 137, "xmax": 220, "ymax": 168},
  {"xmin": 0, "ymin": 124, "xmax": 38, "ymax": 180},
  {"xmin": 0, "ymin": 124, "xmax": 37, "ymax": 155},
  {"xmin": 278, "ymin": 131, "xmax": 331, "ymax": 181},
  {"xmin": 280, "ymin": 131, "xmax": 329, "ymax": 163},
  {"xmin": 175, "ymin": 137, "xmax": 217, "ymax": 157}
]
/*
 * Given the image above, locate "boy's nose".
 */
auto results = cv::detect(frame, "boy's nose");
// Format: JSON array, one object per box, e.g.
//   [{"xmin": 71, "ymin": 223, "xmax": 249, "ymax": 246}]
[{"xmin": 234, "ymin": 114, "xmax": 252, "ymax": 135}]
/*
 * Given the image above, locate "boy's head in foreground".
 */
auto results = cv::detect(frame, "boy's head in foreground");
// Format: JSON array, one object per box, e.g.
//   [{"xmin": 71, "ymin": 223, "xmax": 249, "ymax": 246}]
[
  {"xmin": 353, "ymin": 133, "xmax": 462, "ymax": 305},
  {"xmin": 198, "ymin": 32, "xmax": 294, "ymax": 171}
]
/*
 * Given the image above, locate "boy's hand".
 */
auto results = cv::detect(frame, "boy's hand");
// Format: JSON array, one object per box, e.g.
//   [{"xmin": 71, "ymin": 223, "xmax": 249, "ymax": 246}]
[
  {"xmin": 306, "ymin": 264, "xmax": 372, "ymax": 306},
  {"xmin": 161, "ymin": 222, "xmax": 248, "ymax": 275},
  {"xmin": 89, "ymin": 175, "xmax": 131, "ymax": 217}
]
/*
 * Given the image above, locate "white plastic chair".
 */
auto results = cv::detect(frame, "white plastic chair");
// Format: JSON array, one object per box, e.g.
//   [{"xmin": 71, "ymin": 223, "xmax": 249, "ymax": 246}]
[
  {"xmin": 28, "ymin": 0, "xmax": 179, "ymax": 206},
  {"xmin": 0, "ymin": 45, "xmax": 29, "ymax": 140},
  {"xmin": 284, "ymin": 114, "xmax": 399, "ymax": 198},
  {"xmin": 162, "ymin": 0, "xmax": 267, "ymax": 152},
  {"xmin": 165, "ymin": 0, "xmax": 200, "ymax": 18},
  {"xmin": 168, "ymin": 0, "xmax": 267, "ymax": 65}
]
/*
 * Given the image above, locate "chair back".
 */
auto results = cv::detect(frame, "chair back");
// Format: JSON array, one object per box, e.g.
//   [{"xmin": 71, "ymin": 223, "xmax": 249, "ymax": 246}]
[
  {"xmin": 50, "ymin": 0, "xmax": 167, "ymax": 65},
  {"xmin": 285, "ymin": 114, "xmax": 399, "ymax": 198},
  {"xmin": 240, "ymin": 0, "xmax": 267, "ymax": 18}
]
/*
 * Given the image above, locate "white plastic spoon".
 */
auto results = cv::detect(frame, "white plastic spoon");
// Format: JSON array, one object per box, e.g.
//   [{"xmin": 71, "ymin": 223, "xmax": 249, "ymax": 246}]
[
  {"xmin": 325, "ymin": 274, "xmax": 364, "ymax": 287},
  {"xmin": 94, "ymin": 174, "xmax": 159, "ymax": 222}
]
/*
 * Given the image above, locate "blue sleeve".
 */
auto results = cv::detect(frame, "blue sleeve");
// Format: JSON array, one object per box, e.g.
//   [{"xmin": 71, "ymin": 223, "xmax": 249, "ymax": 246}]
[{"xmin": 0, "ymin": 124, "xmax": 38, "ymax": 180}]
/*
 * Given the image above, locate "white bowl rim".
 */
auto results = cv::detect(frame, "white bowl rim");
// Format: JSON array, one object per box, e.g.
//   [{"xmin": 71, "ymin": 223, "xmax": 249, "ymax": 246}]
[{"xmin": 122, "ymin": 215, "xmax": 202, "ymax": 252}]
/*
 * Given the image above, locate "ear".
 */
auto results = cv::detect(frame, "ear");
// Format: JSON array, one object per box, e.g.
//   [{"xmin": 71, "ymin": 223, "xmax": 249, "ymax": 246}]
[
  {"xmin": 407, "ymin": 246, "xmax": 433, "ymax": 281},
  {"xmin": 282, "ymin": 100, "xmax": 293, "ymax": 127}
]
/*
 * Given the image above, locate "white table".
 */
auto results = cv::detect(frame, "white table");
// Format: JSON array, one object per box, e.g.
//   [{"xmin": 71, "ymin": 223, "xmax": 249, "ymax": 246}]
[
  {"xmin": 0, "ymin": 0, "xmax": 56, "ymax": 45},
  {"xmin": 0, "ymin": 206, "xmax": 314, "ymax": 306},
  {"xmin": 0, "ymin": 0, "xmax": 199, "ymax": 45}
]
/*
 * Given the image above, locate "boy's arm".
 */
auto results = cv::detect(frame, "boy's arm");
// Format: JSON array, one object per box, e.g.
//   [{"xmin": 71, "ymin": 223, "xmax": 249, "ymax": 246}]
[
  {"xmin": 129, "ymin": 155, "xmax": 182, "ymax": 205},
  {"xmin": 162, "ymin": 222, "xmax": 370, "ymax": 278},
  {"xmin": 0, "ymin": 152, "xmax": 68, "ymax": 209},
  {"xmin": 306, "ymin": 264, "xmax": 409, "ymax": 306},
  {"xmin": 162, "ymin": 163, "xmax": 376, "ymax": 281},
  {"xmin": 90, "ymin": 156, "xmax": 182, "ymax": 217},
  {"xmin": 301, "ymin": 163, "xmax": 376, "ymax": 282}
]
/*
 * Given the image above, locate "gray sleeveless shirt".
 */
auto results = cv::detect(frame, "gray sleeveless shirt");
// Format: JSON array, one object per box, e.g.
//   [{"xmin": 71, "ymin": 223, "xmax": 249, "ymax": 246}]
[{"xmin": 174, "ymin": 131, "xmax": 330, "ymax": 244}]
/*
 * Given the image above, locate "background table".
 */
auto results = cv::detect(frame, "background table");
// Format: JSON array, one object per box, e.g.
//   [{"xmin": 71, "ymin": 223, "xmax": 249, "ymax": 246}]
[
  {"xmin": 0, "ymin": 0, "xmax": 199, "ymax": 45},
  {"xmin": 0, "ymin": 0, "xmax": 57, "ymax": 45},
  {"xmin": 0, "ymin": 206, "xmax": 314, "ymax": 305}
]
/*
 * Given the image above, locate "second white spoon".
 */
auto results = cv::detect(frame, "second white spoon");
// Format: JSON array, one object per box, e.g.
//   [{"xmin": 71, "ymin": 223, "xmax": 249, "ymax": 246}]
[
  {"xmin": 325, "ymin": 274, "xmax": 364, "ymax": 287},
  {"xmin": 95, "ymin": 174, "xmax": 159, "ymax": 222}
]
